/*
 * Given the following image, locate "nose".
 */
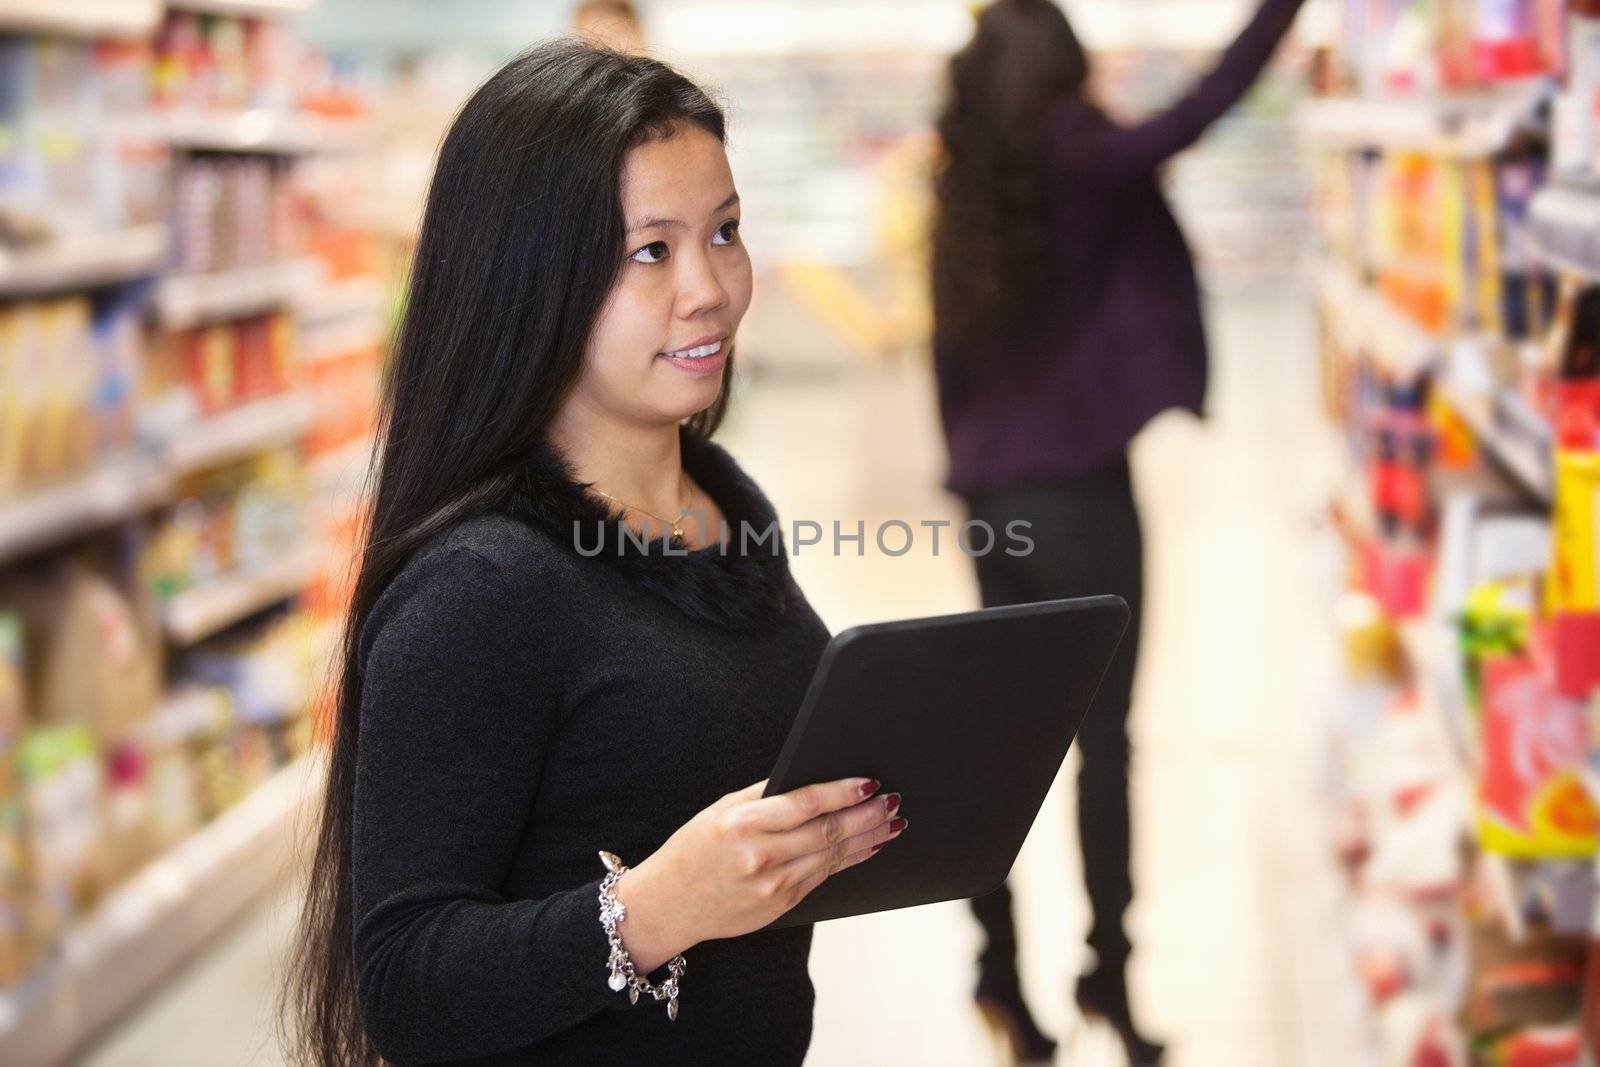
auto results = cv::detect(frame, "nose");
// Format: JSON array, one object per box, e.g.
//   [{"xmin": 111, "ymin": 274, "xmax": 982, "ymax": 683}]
[{"xmin": 675, "ymin": 247, "xmax": 730, "ymax": 320}]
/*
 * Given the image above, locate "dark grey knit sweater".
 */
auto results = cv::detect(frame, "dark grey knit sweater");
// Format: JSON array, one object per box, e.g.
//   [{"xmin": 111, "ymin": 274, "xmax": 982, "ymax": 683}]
[{"xmin": 350, "ymin": 428, "xmax": 832, "ymax": 1065}]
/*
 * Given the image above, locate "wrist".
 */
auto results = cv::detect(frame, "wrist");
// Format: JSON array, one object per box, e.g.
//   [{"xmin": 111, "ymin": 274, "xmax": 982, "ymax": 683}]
[{"xmin": 611, "ymin": 862, "xmax": 691, "ymax": 973}]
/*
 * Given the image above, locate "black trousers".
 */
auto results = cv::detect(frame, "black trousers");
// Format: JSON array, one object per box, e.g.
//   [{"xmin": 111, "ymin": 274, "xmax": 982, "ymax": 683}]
[{"xmin": 960, "ymin": 455, "xmax": 1144, "ymax": 985}]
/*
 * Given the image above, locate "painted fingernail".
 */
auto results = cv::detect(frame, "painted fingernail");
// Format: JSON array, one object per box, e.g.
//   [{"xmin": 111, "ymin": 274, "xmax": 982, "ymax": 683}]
[
  {"xmin": 889, "ymin": 816, "xmax": 908, "ymax": 835},
  {"xmin": 882, "ymin": 793, "xmax": 902, "ymax": 817},
  {"xmin": 871, "ymin": 843, "xmax": 886, "ymax": 854},
  {"xmin": 858, "ymin": 778, "xmax": 881, "ymax": 798}
]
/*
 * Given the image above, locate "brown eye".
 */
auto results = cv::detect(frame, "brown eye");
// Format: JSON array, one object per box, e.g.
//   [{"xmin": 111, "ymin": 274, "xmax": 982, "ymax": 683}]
[
  {"xmin": 630, "ymin": 241, "xmax": 670, "ymax": 264},
  {"xmin": 713, "ymin": 220, "xmax": 740, "ymax": 246}
]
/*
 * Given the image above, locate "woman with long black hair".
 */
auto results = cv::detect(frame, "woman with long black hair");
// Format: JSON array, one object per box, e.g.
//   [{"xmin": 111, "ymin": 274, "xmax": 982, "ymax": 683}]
[
  {"xmin": 931, "ymin": 0, "xmax": 1306, "ymax": 1063},
  {"xmin": 281, "ymin": 41, "xmax": 906, "ymax": 1066}
]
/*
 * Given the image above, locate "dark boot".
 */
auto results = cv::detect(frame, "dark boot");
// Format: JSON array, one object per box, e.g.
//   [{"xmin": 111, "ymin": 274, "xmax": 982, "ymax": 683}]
[
  {"xmin": 975, "ymin": 970, "xmax": 1057, "ymax": 1065},
  {"xmin": 1074, "ymin": 964, "xmax": 1164, "ymax": 1066}
]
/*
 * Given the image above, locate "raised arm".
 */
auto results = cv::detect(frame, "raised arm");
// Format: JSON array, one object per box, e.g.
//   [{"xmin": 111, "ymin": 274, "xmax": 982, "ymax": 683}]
[
  {"xmin": 350, "ymin": 545, "xmax": 616, "ymax": 1064},
  {"xmin": 1057, "ymin": 0, "xmax": 1307, "ymax": 182}
]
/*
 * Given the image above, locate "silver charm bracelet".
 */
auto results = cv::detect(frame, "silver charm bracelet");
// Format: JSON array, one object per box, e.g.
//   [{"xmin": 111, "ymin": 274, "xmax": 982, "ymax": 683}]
[{"xmin": 596, "ymin": 850, "xmax": 686, "ymax": 1021}]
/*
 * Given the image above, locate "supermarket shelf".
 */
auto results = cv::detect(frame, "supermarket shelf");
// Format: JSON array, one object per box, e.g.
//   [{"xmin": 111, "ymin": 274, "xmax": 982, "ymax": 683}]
[
  {"xmin": 0, "ymin": 224, "xmax": 168, "ymax": 297},
  {"xmin": 1528, "ymin": 179, "xmax": 1600, "ymax": 280},
  {"xmin": 0, "ymin": 395, "xmax": 313, "ymax": 568},
  {"xmin": 162, "ymin": 545, "xmax": 321, "ymax": 646},
  {"xmin": 1395, "ymin": 622, "xmax": 1549, "ymax": 942},
  {"xmin": 166, "ymin": 0, "xmax": 312, "ymax": 16},
  {"xmin": 1311, "ymin": 259, "xmax": 1443, "ymax": 377},
  {"xmin": 0, "ymin": 751, "xmax": 322, "ymax": 1064},
  {"xmin": 138, "ymin": 687, "xmax": 228, "ymax": 748},
  {"xmin": 308, "ymin": 434, "xmax": 375, "ymax": 498},
  {"xmin": 1297, "ymin": 80, "xmax": 1551, "ymax": 157},
  {"xmin": 163, "ymin": 391, "xmax": 315, "ymax": 476},
  {"xmin": 0, "ymin": 458, "xmax": 174, "ymax": 567},
  {"xmin": 1438, "ymin": 383, "xmax": 1554, "ymax": 504},
  {"xmin": 0, "ymin": 0, "xmax": 161, "ymax": 37},
  {"xmin": 1313, "ymin": 258, "xmax": 1553, "ymax": 501},
  {"xmin": 295, "ymin": 275, "xmax": 387, "ymax": 324},
  {"xmin": 154, "ymin": 257, "xmax": 318, "ymax": 329},
  {"xmin": 1400, "ymin": 620, "xmax": 1478, "ymax": 777},
  {"xmin": 142, "ymin": 108, "xmax": 358, "ymax": 155}
]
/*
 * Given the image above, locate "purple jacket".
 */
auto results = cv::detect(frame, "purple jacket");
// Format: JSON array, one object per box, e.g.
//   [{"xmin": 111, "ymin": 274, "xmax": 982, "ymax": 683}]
[{"xmin": 933, "ymin": 0, "xmax": 1306, "ymax": 496}]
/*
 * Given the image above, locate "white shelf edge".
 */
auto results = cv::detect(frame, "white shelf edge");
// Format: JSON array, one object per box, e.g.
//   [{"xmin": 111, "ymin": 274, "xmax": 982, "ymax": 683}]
[
  {"xmin": 308, "ymin": 434, "xmax": 375, "ymax": 498},
  {"xmin": 1528, "ymin": 184, "xmax": 1600, "ymax": 281},
  {"xmin": 154, "ymin": 258, "xmax": 320, "ymax": 329},
  {"xmin": 165, "ymin": 0, "xmax": 312, "ymax": 17},
  {"xmin": 1438, "ymin": 383, "xmax": 1553, "ymax": 504},
  {"xmin": 0, "ymin": 392, "xmax": 314, "ymax": 566},
  {"xmin": 142, "ymin": 109, "xmax": 359, "ymax": 156},
  {"xmin": 294, "ymin": 276, "xmax": 388, "ymax": 324},
  {"xmin": 0, "ymin": 224, "xmax": 169, "ymax": 297},
  {"xmin": 0, "ymin": 457, "xmax": 174, "ymax": 567},
  {"xmin": 1529, "ymin": 237, "xmax": 1600, "ymax": 283},
  {"xmin": 162, "ymin": 544, "xmax": 321, "ymax": 647},
  {"xmin": 163, "ymin": 391, "xmax": 315, "ymax": 477},
  {"xmin": 1296, "ymin": 80, "xmax": 1551, "ymax": 158},
  {"xmin": 1310, "ymin": 258, "xmax": 1443, "ymax": 377},
  {"xmin": 0, "ymin": 0, "xmax": 161, "ymax": 38},
  {"xmin": 0, "ymin": 750, "xmax": 323, "ymax": 1063},
  {"xmin": 1399, "ymin": 619, "xmax": 1477, "ymax": 779}
]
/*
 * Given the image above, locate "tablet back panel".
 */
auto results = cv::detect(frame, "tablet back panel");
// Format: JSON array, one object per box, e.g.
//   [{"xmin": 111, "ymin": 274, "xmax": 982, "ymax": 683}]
[{"xmin": 761, "ymin": 595, "xmax": 1129, "ymax": 930}]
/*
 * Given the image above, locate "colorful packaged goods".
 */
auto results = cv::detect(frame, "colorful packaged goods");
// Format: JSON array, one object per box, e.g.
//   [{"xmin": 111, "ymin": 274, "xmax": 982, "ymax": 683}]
[
  {"xmin": 150, "ymin": 310, "xmax": 296, "ymax": 420},
  {"xmin": 0, "ymin": 292, "xmax": 149, "ymax": 499},
  {"xmin": 1552, "ymin": 452, "xmax": 1600, "ymax": 611},
  {"xmin": 17, "ymin": 726, "xmax": 103, "ymax": 944},
  {"xmin": 1478, "ymin": 652, "xmax": 1599, "ymax": 856},
  {"xmin": 0, "ymin": 612, "xmax": 29, "ymax": 986},
  {"xmin": 1478, "ymin": 1026, "xmax": 1583, "ymax": 1066},
  {"xmin": 1474, "ymin": 0, "xmax": 1545, "ymax": 81},
  {"xmin": 0, "ymin": 562, "xmax": 161, "ymax": 742}
]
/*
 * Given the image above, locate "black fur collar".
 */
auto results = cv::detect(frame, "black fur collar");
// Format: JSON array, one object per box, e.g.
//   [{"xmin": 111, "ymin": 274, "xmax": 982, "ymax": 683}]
[{"xmin": 499, "ymin": 427, "xmax": 792, "ymax": 630}]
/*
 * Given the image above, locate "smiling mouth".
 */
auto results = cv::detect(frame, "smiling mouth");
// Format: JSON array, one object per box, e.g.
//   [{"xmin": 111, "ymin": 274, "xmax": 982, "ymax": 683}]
[{"xmin": 661, "ymin": 340, "xmax": 723, "ymax": 360}]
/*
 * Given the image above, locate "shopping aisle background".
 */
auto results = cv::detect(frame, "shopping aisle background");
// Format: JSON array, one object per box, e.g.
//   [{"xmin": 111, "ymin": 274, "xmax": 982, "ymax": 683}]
[{"xmin": 81, "ymin": 286, "xmax": 1358, "ymax": 1066}]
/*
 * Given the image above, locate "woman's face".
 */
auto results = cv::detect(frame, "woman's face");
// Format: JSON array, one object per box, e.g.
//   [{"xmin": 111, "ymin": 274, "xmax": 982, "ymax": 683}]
[{"xmin": 573, "ymin": 124, "xmax": 751, "ymax": 430}]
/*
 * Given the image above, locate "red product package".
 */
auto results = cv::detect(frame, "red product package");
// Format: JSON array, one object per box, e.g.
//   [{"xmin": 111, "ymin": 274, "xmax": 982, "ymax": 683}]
[
  {"xmin": 232, "ymin": 316, "xmax": 275, "ymax": 402},
  {"xmin": 1360, "ymin": 536, "xmax": 1430, "ymax": 618},
  {"xmin": 1491, "ymin": 1026, "xmax": 1582, "ymax": 1067},
  {"xmin": 1555, "ymin": 380, "xmax": 1600, "ymax": 451},
  {"xmin": 1478, "ymin": 653, "xmax": 1599, "ymax": 857},
  {"xmin": 180, "ymin": 325, "xmax": 235, "ymax": 415},
  {"xmin": 1552, "ymin": 613, "xmax": 1600, "ymax": 700}
]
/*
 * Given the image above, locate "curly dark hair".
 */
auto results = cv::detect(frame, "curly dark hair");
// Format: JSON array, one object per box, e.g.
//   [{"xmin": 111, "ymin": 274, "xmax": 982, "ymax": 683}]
[{"xmin": 932, "ymin": 0, "xmax": 1089, "ymax": 353}]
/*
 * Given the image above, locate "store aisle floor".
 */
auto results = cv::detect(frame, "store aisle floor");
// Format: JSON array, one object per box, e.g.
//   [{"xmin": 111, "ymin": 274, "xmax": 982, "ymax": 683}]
[{"xmin": 82, "ymin": 289, "xmax": 1361, "ymax": 1067}]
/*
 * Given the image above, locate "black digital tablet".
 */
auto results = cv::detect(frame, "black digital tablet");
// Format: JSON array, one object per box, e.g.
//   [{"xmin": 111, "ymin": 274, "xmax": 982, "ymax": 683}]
[{"xmin": 760, "ymin": 595, "xmax": 1130, "ymax": 930}]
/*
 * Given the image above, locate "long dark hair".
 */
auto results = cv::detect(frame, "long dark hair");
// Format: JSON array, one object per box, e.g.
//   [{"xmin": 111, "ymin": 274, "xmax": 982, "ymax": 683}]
[
  {"xmin": 281, "ymin": 40, "xmax": 729, "ymax": 1067},
  {"xmin": 931, "ymin": 0, "xmax": 1089, "ymax": 350}
]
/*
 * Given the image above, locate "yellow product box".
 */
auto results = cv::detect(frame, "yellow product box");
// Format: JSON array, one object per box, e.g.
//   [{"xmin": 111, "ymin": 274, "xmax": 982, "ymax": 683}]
[
  {"xmin": 1552, "ymin": 449, "xmax": 1600, "ymax": 612},
  {"xmin": 0, "ymin": 307, "xmax": 20, "ymax": 496}
]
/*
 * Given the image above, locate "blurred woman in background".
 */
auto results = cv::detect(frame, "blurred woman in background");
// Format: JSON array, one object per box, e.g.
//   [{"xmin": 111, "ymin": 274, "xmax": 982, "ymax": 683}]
[
  {"xmin": 930, "ymin": 0, "xmax": 1307, "ymax": 1062},
  {"xmin": 571, "ymin": 0, "xmax": 648, "ymax": 54}
]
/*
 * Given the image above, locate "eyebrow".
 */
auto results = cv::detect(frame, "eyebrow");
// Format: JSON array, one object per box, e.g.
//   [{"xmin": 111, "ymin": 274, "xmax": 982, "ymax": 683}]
[{"xmin": 626, "ymin": 191, "xmax": 740, "ymax": 234}]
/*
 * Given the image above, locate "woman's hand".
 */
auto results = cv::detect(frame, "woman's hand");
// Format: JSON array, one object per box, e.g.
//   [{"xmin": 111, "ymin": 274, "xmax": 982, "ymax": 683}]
[{"xmin": 612, "ymin": 777, "xmax": 906, "ymax": 971}]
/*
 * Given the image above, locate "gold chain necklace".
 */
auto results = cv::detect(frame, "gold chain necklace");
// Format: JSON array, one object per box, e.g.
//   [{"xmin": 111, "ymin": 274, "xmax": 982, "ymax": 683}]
[{"xmin": 592, "ymin": 477, "xmax": 694, "ymax": 541}]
